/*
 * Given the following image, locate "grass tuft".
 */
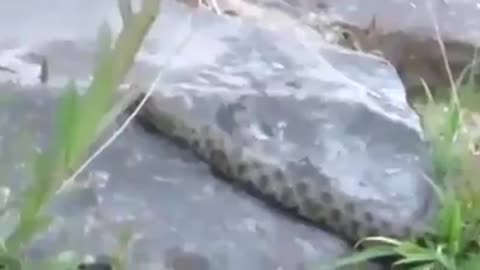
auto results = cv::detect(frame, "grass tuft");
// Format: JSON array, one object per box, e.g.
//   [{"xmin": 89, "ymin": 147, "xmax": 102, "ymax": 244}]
[{"xmin": 0, "ymin": 0, "xmax": 160, "ymax": 268}]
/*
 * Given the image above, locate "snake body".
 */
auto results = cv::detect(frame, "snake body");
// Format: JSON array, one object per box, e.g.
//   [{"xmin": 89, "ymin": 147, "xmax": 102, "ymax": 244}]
[{"xmin": 133, "ymin": 91, "xmax": 429, "ymax": 244}]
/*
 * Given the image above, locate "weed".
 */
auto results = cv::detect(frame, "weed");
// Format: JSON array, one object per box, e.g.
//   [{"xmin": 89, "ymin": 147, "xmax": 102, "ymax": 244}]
[{"xmin": 0, "ymin": 0, "xmax": 160, "ymax": 268}]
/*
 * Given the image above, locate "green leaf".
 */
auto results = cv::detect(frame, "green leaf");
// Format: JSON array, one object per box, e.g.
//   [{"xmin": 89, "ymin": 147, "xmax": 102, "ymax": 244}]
[
  {"xmin": 5, "ymin": 214, "xmax": 53, "ymax": 255},
  {"xmin": 436, "ymin": 193, "xmax": 464, "ymax": 256},
  {"xmin": 395, "ymin": 242, "xmax": 434, "ymax": 259},
  {"xmin": 54, "ymin": 80, "xmax": 80, "ymax": 170},
  {"xmin": 67, "ymin": 51, "xmax": 115, "ymax": 171},
  {"xmin": 406, "ymin": 262, "xmax": 438, "ymax": 270},
  {"xmin": 393, "ymin": 253, "xmax": 437, "ymax": 266},
  {"xmin": 434, "ymin": 251, "xmax": 456, "ymax": 270},
  {"xmin": 2, "ymin": 0, "xmax": 161, "ymax": 257},
  {"xmin": 444, "ymin": 104, "xmax": 461, "ymax": 145},
  {"xmin": 457, "ymin": 49, "xmax": 480, "ymax": 113},
  {"xmin": 324, "ymin": 246, "xmax": 398, "ymax": 269}
]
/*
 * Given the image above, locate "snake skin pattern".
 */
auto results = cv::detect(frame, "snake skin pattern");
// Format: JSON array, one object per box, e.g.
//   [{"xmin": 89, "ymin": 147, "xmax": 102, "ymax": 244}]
[{"xmin": 133, "ymin": 92, "xmax": 425, "ymax": 244}]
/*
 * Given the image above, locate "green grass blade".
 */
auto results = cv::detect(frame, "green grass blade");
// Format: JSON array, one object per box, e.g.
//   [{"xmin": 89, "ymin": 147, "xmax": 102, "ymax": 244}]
[
  {"xmin": 324, "ymin": 246, "xmax": 398, "ymax": 269},
  {"xmin": 62, "ymin": 22, "xmax": 116, "ymax": 172},
  {"xmin": 436, "ymin": 193, "xmax": 464, "ymax": 256},
  {"xmin": 54, "ymin": 80, "xmax": 80, "ymax": 170},
  {"xmin": 2, "ymin": 0, "xmax": 161, "ymax": 263},
  {"xmin": 393, "ymin": 253, "xmax": 437, "ymax": 266}
]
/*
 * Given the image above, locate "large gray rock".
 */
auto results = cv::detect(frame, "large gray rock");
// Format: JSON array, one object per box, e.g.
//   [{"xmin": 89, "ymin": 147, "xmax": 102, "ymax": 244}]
[{"xmin": 133, "ymin": 0, "xmax": 437, "ymax": 245}]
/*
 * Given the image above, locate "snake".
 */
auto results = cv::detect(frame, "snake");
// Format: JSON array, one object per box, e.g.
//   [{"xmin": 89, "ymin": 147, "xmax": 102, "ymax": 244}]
[{"xmin": 130, "ymin": 89, "xmax": 434, "ymax": 244}]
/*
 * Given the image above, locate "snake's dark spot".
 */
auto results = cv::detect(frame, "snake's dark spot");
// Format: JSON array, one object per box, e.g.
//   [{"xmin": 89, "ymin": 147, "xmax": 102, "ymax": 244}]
[
  {"xmin": 302, "ymin": 197, "xmax": 322, "ymax": 217},
  {"xmin": 285, "ymin": 80, "xmax": 301, "ymax": 89},
  {"xmin": 192, "ymin": 138, "xmax": 200, "ymax": 150},
  {"xmin": 364, "ymin": 211, "xmax": 374, "ymax": 223},
  {"xmin": 251, "ymin": 160, "xmax": 261, "ymax": 169},
  {"xmin": 205, "ymin": 138, "xmax": 214, "ymax": 150},
  {"xmin": 401, "ymin": 225, "xmax": 412, "ymax": 238},
  {"xmin": 321, "ymin": 191, "xmax": 333, "ymax": 204},
  {"xmin": 350, "ymin": 219, "xmax": 361, "ymax": 237},
  {"xmin": 236, "ymin": 162, "xmax": 248, "ymax": 177},
  {"xmin": 210, "ymin": 149, "xmax": 230, "ymax": 178},
  {"xmin": 380, "ymin": 219, "xmax": 391, "ymax": 232},
  {"xmin": 315, "ymin": 215, "xmax": 327, "ymax": 225},
  {"xmin": 344, "ymin": 202, "xmax": 355, "ymax": 214},
  {"xmin": 223, "ymin": 9, "xmax": 238, "ymax": 16},
  {"xmin": 366, "ymin": 226, "xmax": 380, "ymax": 237},
  {"xmin": 341, "ymin": 30, "xmax": 351, "ymax": 41},
  {"xmin": 295, "ymin": 181, "xmax": 308, "ymax": 197},
  {"xmin": 338, "ymin": 225, "xmax": 349, "ymax": 236},
  {"xmin": 258, "ymin": 174, "xmax": 270, "ymax": 190},
  {"xmin": 224, "ymin": 162, "xmax": 233, "ymax": 176},
  {"xmin": 316, "ymin": 2, "xmax": 328, "ymax": 10},
  {"xmin": 330, "ymin": 208, "xmax": 342, "ymax": 223},
  {"xmin": 273, "ymin": 169, "xmax": 285, "ymax": 183},
  {"xmin": 280, "ymin": 186, "xmax": 296, "ymax": 208}
]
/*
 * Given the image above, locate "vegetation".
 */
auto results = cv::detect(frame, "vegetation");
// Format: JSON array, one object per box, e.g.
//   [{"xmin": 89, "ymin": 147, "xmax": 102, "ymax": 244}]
[{"xmin": 0, "ymin": 0, "xmax": 160, "ymax": 269}]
